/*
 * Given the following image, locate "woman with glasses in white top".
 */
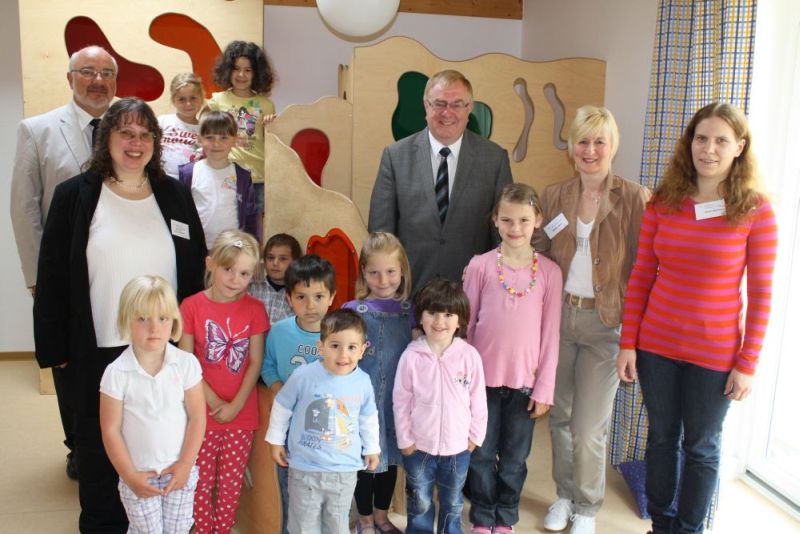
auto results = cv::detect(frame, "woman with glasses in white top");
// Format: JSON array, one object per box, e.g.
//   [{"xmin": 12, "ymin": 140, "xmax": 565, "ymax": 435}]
[{"xmin": 34, "ymin": 98, "xmax": 207, "ymax": 533}]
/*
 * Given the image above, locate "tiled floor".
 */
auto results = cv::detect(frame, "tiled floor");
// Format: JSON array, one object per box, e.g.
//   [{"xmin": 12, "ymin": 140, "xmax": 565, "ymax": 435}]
[{"xmin": 1, "ymin": 359, "xmax": 796, "ymax": 533}]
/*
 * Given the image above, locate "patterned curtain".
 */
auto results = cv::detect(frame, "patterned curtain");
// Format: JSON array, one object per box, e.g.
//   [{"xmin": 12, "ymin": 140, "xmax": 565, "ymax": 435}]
[
  {"xmin": 610, "ymin": 0, "xmax": 758, "ymax": 526},
  {"xmin": 638, "ymin": 0, "xmax": 758, "ymax": 188}
]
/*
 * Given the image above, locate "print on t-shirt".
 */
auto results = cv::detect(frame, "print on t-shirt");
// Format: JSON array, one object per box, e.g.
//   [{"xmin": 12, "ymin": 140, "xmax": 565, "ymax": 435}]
[
  {"xmin": 205, "ymin": 317, "xmax": 250, "ymax": 373},
  {"xmin": 301, "ymin": 393, "xmax": 357, "ymax": 450},
  {"xmin": 289, "ymin": 342, "xmax": 319, "ymax": 368}
]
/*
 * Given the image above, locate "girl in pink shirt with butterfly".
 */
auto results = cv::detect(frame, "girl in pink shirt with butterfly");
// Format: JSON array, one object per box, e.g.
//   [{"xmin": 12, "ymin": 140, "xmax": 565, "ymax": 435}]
[{"xmin": 179, "ymin": 229, "xmax": 269, "ymax": 534}]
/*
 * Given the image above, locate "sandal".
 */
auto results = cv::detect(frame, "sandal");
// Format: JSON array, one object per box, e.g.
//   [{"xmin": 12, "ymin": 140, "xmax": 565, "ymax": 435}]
[{"xmin": 374, "ymin": 520, "xmax": 403, "ymax": 534}]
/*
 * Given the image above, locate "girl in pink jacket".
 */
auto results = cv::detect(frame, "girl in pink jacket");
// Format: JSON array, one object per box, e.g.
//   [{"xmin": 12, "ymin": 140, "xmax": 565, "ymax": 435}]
[{"xmin": 393, "ymin": 279, "xmax": 488, "ymax": 534}]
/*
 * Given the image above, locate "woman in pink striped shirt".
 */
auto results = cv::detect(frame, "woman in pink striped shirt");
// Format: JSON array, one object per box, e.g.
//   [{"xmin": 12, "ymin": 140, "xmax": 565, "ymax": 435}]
[{"xmin": 617, "ymin": 103, "xmax": 778, "ymax": 534}]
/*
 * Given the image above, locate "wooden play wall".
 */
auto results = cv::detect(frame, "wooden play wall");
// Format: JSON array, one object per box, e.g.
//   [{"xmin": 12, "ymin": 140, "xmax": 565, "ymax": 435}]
[
  {"xmin": 267, "ymin": 37, "xmax": 606, "ymax": 226},
  {"xmin": 17, "ymin": 0, "xmax": 263, "ymax": 118}
]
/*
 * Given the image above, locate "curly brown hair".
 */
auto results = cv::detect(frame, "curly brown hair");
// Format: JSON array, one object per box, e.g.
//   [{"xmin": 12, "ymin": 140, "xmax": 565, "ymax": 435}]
[
  {"xmin": 87, "ymin": 98, "xmax": 165, "ymax": 182},
  {"xmin": 213, "ymin": 41, "xmax": 275, "ymax": 94},
  {"xmin": 654, "ymin": 102, "xmax": 763, "ymax": 222}
]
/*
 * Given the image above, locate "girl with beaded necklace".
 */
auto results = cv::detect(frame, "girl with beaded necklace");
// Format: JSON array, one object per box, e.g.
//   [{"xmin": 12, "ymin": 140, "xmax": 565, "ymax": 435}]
[{"xmin": 462, "ymin": 182, "xmax": 563, "ymax": 534}]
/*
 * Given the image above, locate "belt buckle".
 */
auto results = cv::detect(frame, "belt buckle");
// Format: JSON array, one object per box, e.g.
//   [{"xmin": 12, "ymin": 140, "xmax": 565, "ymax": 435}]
[{"xmin": 567, "ymin": 293, "xmax": 587, "ymax": 308}]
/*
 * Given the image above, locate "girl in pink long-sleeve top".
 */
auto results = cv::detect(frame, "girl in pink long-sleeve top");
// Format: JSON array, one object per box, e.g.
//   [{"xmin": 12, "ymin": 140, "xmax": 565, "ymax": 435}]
[
  {"xmin": 462, "ymin": 183, "xmax": 563, "ymax": 534},
  {"xmin": 393, "ymin": 279, "xmax": 487, "ymax": 534}
]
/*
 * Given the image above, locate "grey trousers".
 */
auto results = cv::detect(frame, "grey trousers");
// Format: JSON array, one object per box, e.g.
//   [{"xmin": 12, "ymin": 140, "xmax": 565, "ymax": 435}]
[
  {"xmin": 549, "ymin": 301, "xmax": 621, "ymax": 516},
  {"xmin": 287, "ymin": 468, "xmax": 357, "ymax": 534}
]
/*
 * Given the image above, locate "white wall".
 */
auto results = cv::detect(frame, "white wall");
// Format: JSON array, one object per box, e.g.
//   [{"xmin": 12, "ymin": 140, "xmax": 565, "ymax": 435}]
[
  {"xmin": 0, "ymin": 0, "xmax": 31, "ymax": 351},
  {"xmin": 521, "ymin": 0, "xmax": 658, "ymax": 182},
  {"xmin": 264, "ymin": 5, "xmax": 523, "ymax": 112}
]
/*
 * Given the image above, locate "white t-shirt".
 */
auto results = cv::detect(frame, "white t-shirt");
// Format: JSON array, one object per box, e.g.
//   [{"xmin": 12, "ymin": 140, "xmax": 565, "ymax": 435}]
[
  {"xmin": 564, "ymin": 217, "xmax": 595, "ymax": 297},
  {"xmin": 99, "ymin": 344, "xmax": 202, "ymax": 473},
  {"xmin": 189, "ymin": 160, "xmax": 239, "ymax": 249},
  {"xmin": 87, "ymin": 185, "xmax": 177, "ymax": 347},
  {"xmin": 158, "ymin": 114, "xmax": 200, "ymax": 179}
]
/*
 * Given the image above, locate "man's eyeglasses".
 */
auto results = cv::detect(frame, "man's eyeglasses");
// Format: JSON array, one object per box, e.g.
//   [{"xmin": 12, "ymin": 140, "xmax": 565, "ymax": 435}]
[
  {"xmin": 71, "ymin": 67, "xmax": 117, "ymax": 80},
  {"xmin": 116, "ymin": 129, "xmax": 156, "ymax": 143},
  {"xmin": 427, "ymin": 99, "xmax": 471, "ymax": 112}
]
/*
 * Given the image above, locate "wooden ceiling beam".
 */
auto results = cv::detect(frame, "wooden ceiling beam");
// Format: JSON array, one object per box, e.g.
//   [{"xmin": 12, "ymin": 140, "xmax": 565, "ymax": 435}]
[{"xmin": 264, "ymin": 0, "xmax": 523, "ymax": 20}]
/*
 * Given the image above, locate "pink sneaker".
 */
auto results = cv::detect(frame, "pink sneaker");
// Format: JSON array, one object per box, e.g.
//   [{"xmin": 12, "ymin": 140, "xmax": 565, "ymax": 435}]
[
  {"xmin": 469, "ymin": 526, "xmax": 492, "ymax": 534},
  {"xmin": 494, "ymin": 527, "xmax": 515, "ymax": 534}
]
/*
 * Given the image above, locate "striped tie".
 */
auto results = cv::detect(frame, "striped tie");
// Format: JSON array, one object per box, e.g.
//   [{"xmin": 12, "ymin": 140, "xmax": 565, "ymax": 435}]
[{"xmin": 435, "ymin": 146, "xmax": 450, "ymax": 223}]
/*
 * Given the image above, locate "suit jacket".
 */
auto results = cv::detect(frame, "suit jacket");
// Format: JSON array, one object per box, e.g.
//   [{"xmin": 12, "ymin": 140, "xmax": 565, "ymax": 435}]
[
  {"xmin": 33, "ymin": 171, "xmax": 207, "ymax": 406},
  {"xmin": 368, "ymin": 128, "xmax": 513, "ymax": 291},
  {"xmin": 10, "ymin": 103, "xmax": 91, "ymax": 287}
]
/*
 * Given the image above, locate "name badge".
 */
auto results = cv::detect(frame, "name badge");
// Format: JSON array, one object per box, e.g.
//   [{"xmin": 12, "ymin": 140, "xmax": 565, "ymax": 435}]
[
  {"xmin": 694, "ymin": 199, "xmax": 726, "ymax": 220},
  {"xmin": 171, "ymin": 219, "xmax": 190, "ymax": 239},
  {"xmin": 543, "ymin": 213, "xmax": 569, "ymax": 239}
]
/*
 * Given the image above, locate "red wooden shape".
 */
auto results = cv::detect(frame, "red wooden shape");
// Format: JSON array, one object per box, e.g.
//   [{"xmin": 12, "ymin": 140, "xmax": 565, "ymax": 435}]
[
  {"xmin": 290, "ymin": 129, "xmax": 331, "ymax": 187},
  {"xmin": 65, "ymin": 16, "xmax": 164, "ymax": 101},
  {"xmin": 306, "ymin": 228, "xmax": 359, "ymax": 311},
  {"xmin": 149, "ymin": 14, "xmax": 224, "ymax": 98}
]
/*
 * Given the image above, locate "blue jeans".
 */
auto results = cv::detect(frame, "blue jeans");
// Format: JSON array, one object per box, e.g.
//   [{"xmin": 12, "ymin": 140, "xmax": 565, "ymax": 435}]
[
  {"xmin": 404, "ymin": 449, "xmax": 471, "ymax": 534},
  {"xmin": 467, "ymin": 387, "xmax": 535, "ymax": 527},
  {"xmin": 637, "ymin": 350, "xmax": 731, "ymax": 534}
]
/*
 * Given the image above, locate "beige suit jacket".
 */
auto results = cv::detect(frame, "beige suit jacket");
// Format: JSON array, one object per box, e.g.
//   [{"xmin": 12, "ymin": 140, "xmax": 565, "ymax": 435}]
[{"xmin": 10, "ymin": 103, "xmax": 91, "ymax": 287}]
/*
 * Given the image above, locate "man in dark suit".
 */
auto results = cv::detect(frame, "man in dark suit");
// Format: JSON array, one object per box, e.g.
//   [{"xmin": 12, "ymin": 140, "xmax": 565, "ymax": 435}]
[
  {"xmin": 368, "ymin": 69, "xmax": 513, "ymax": 292},
  {"xmin": 10, "ymin": 45, "xmax": 117, "ymax": 480}
]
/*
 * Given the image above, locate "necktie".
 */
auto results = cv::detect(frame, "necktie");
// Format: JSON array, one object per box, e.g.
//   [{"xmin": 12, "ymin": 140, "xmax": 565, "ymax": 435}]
[
  {"xmin": 435, "ymin": 146, "xmax": 451, "ymax": 223},
  {"xmin": 90, "ymin": 118, "xmax": 101, "ymax": 150}
]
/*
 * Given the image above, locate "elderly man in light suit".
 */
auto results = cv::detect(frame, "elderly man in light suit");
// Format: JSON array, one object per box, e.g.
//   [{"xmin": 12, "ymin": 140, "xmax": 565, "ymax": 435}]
[
  {"xmin": 368, "ymin": 70, "xmax": 513, "ymax": 292},
  {"xmin": 10, "ymin": 45, "xmax": 117, "ymax": 480}
]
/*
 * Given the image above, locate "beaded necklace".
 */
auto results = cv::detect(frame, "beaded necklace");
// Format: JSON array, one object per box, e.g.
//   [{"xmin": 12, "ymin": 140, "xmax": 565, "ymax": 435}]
[{"xmin": 496, "ymin": 245, "xmax": 538, "ymax": 298}]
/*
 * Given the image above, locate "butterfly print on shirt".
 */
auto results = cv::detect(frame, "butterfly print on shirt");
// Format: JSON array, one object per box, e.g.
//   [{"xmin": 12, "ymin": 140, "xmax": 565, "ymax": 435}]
[{"xmin": 204, "ymin": 317, "xmax": 250, "ymax": 373}]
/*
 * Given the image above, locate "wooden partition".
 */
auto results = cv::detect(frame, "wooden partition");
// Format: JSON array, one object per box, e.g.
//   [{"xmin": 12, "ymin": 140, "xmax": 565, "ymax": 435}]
[
  {"xmin": 348, "ymin": 37, "xmax": 605, "ymax": 222},
  {"xmin": 18, "ymin": 0, "xmax": 263, "ymax": 117}
]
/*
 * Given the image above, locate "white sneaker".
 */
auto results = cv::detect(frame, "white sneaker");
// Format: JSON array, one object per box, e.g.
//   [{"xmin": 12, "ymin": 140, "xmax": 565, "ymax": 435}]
[
  {"xmin": 569, "ymin": 514, "xmax": 595, "ymax": 534},
  {"xmin": 543, "ymin": 498, "xmax": 575, "ymax": 531}
]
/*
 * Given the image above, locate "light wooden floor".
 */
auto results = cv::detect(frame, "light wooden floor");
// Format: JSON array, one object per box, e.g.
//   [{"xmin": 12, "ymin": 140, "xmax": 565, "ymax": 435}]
[{"xmin": 1, "ymin": 360, "xmax": 797, "ymax": 533}]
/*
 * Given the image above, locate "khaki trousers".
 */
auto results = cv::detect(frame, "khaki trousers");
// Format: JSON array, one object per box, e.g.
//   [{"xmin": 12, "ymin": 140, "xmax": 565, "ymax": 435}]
[{"xmin": 549, "ymin": 301, "xmax": 620, "ymax": 516}]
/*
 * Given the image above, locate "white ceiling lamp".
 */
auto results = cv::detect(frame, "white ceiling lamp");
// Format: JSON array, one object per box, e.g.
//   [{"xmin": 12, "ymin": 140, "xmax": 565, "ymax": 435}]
[{"xmin": 317, "ymin": 0, "xmax": 400, "ymax": 37}]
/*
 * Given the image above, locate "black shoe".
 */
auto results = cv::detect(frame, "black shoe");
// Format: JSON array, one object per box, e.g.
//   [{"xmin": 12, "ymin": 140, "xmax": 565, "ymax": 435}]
[{"xmin": 66, "ymin": 451, "xmax": 78, "ymax": 480}]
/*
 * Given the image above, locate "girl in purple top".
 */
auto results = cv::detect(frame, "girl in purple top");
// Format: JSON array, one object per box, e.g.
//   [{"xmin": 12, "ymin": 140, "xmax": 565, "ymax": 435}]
[
  {"xmin": 463, "ymin": 183, "xmax": 563, "ymax": 534},
  {"xmin": 343, "ymin": 232, "xmax": 415, "ymax": 534}
]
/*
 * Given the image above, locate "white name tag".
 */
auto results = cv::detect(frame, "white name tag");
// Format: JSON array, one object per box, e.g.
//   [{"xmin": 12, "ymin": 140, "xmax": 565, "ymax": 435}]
[
  {"xmin": 171, "ymin": 219, "xmax": 190, "ymax": 239},
  {"xmin": 694, "ymin": 199, "xmax": 726, "ymax": 220},
  {"xmin": 543, "ymin": 213, "xmax": 569, "ymax": 239}
]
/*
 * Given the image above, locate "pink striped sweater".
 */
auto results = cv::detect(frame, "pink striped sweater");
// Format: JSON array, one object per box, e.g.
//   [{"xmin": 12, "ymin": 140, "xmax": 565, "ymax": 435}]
[{"xmin": 620, "ymin": 197, "xmax": 777, "ymax": 375}]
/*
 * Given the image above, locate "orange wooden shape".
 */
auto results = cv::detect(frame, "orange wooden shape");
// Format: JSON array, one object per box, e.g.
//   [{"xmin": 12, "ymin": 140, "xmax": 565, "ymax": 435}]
[
  {"xmin": 149, "ymin": 13, "xmax": 224, "ymax": 98},
  {"xmin": 306, "ymin": 228, "xmax": 359, "ymax": 310}
]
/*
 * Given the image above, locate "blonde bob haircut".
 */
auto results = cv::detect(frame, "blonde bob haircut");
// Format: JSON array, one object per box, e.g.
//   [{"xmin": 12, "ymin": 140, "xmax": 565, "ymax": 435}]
[
  {"xmin": 117, "ymin": 275, "xmax": 183, "ymax": 342},
  {"xmin": 205, "ymin": 229, "xmax": 261, "ymax": 287},
  {"xmin": 355, "ymin": 232, "xmax": 412, "ymax": 302},
  {"xmin": 566, "ymin": 105, "xmax": 620, "ymax": 171}
]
